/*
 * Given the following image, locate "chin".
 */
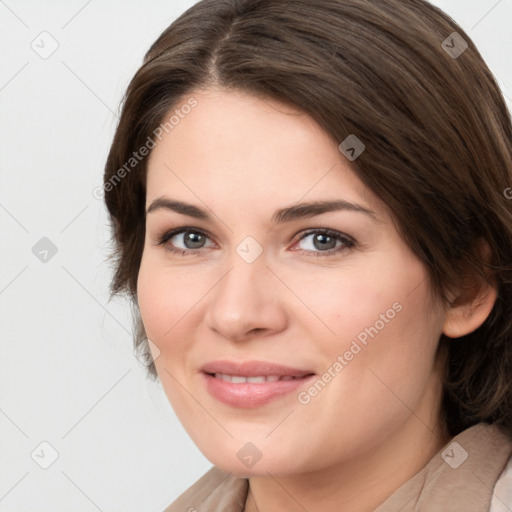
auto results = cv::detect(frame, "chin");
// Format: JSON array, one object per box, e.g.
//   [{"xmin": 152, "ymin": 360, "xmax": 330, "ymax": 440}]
[{"xmin": 204, "ymin": 448, "xmax": 301, "ymax": 478}]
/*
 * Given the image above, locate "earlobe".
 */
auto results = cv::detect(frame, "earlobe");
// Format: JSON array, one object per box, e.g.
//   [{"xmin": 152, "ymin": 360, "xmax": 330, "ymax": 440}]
[{"xmin": 442, "ymin": 240, "xmax": 498, "ymax": 339}]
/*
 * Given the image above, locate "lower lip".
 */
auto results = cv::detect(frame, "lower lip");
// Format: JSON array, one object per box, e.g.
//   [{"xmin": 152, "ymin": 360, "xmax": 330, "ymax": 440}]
[{"xmin": 202, "ymin": 372, "xmax": 315, "ymax": 408}]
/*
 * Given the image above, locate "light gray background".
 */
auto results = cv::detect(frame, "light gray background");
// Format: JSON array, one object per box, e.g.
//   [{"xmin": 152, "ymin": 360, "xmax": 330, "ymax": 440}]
[{"xmin": 1, "ymin": 1, "xmax": 511, "ymax": 511}]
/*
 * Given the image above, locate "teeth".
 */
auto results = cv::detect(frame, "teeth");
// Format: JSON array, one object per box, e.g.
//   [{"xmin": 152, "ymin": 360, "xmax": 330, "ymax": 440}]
[
  {"xmin": 213, "ymin": 373, "xmax": 299, "ymax": 383},
  {"xmin": 247, "ymin": 376, "xmax": 266, "ymax": 383},
  {"xmin": 230, "ymin": 375, "xmax": 248, "ymax": 383}
]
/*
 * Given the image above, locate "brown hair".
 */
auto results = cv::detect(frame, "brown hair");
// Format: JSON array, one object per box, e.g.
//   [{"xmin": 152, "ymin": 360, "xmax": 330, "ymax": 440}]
[{"xmin": 103, "ymin": 0, "xmax": 512, "ymax": 437}]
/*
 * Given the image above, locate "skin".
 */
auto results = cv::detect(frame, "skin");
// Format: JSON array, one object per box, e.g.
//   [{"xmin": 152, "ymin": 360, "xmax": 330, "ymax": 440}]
[{"xmin": 137, "ymin": 87, "xmax": 497, "ymax": 511}]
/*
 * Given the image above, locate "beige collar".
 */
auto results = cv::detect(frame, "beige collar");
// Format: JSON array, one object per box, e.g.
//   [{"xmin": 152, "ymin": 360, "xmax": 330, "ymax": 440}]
[{"xmin": 163, "ymin": 422, "xmax": 512, "ymax": 512}]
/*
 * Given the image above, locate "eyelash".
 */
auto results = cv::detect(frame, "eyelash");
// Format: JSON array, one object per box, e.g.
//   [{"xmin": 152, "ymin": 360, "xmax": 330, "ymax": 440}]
[{"xmin": 156, "ymin": 227, "xmax": 356, "ymax": 258}]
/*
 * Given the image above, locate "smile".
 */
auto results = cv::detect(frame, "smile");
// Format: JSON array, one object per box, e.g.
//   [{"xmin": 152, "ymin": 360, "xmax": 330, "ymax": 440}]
[
  {"xmin": 211, "ymin": 373, "xmax": 305, "ymax": 383},
  {"xmin": 201, "ymin": 364, "xmax": 315, "ymax": 408}
]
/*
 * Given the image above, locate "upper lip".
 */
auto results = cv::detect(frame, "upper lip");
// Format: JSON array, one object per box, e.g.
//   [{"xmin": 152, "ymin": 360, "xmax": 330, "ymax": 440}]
[{"xmin": 201, "ymin": 360, "xmax": 315, "ymax": 377}]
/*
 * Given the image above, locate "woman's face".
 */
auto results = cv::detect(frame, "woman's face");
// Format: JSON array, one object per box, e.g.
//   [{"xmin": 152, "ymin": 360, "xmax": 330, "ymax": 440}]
[{"xmin": 137, "ymin": 87, "xmax": 447, "ymax": 476}]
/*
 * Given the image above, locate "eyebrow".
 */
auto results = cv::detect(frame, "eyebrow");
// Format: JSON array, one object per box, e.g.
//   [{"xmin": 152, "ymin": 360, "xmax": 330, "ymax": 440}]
[{"xmin": 146, "ymin": 197, "xmax": 377, "ymax": 224}]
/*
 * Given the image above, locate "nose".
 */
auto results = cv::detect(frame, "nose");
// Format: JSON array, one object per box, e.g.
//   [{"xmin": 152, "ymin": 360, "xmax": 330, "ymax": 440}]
[{"xmin": 203, "ymin": 252, "xmax": 288, "ymax": 342}]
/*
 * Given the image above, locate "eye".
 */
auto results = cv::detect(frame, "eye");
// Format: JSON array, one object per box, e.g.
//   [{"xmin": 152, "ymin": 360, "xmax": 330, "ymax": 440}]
[
  {"xmin": 292, "ymin": 229, "xmax": 355, "ymax": 257},
  {"xmin": 156, "ymin": 227, "xmax": 355, "ymax": 258},
  {"xmin": 157, "ymin": 227, "xmax": 214, "ymax": 255}
]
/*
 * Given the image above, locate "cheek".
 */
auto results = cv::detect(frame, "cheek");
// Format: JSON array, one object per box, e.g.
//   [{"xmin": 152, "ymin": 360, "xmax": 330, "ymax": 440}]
[
  {"xmin": 288, "ymin": 254, "xmax": 440, "ymax": 388},
  {"xmin": 136, "ymin": 260, "xmax": 167, "ymax": 339},
  {"xmin": 319, "ymin": 273, "xmax": 440, "ymax": 422},
  {"xmin": 278, "ymin": 263, "xmax": 399, "ymax": 342},
  {"xmin": 136, "ymin": 255, "xmax": 194, "ymax": 352}
]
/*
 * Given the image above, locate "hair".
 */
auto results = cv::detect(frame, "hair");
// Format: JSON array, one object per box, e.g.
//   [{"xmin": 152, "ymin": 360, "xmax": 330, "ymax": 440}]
[{"xmin": 103, "ymin": 0, "xmax": 512, "ymax": 438}]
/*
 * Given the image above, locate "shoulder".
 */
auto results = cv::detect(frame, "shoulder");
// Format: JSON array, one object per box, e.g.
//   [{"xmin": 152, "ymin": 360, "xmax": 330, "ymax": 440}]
[
  {"xmin": 377, "ymin": 422, "xmax": 512, "ymax": 512},
  {"xmin": 490, "ymin": 453, "xmax": 512, "ymax": 512},
  {"xmin": 161, "ymin": 466, "xmax": 249, "ymax": 512}
]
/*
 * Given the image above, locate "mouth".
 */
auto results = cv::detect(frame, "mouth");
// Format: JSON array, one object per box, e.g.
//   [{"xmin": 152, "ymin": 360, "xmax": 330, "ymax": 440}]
[
  {"xmin": 206, "ymin": 373, "xmax": 311, "ymax": 383},
  {"xmin": 200, "ymin": 360, "xmax": 316, "ymax": 408}
]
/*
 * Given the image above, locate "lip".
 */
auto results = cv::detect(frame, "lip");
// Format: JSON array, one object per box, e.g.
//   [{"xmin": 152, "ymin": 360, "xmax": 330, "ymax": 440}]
[{"xmin": 201, "ymin": 360, "xmax": 316, "ymax": 408}]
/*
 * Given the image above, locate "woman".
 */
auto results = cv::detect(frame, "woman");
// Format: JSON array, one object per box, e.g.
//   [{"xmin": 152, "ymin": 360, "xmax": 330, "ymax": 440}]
[{"xmin": 102, "ymin": 0, "xmax": 512, "ymax": 510}]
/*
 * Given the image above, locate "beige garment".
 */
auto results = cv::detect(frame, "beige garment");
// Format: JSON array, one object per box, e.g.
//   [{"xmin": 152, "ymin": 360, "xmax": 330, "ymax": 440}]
[
  {"xmin": 162, "ymin": 422, "xmax": 512, "ymax": 512},
  {"xmin": 490, "ymin": 456, "xmax": 512, "ymax": 512}
]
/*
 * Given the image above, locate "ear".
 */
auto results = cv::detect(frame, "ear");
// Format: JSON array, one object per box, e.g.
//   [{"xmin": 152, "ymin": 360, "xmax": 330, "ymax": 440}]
[{"xmin": 442, "ymin": 239, "xmax": 498, "ymax": 339}]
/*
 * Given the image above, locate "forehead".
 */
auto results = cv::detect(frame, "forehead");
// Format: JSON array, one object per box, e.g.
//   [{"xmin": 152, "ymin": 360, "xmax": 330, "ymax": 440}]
[{"xmin": 145, "ymin": 88, "xmax": 383, "ymax": 217}]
